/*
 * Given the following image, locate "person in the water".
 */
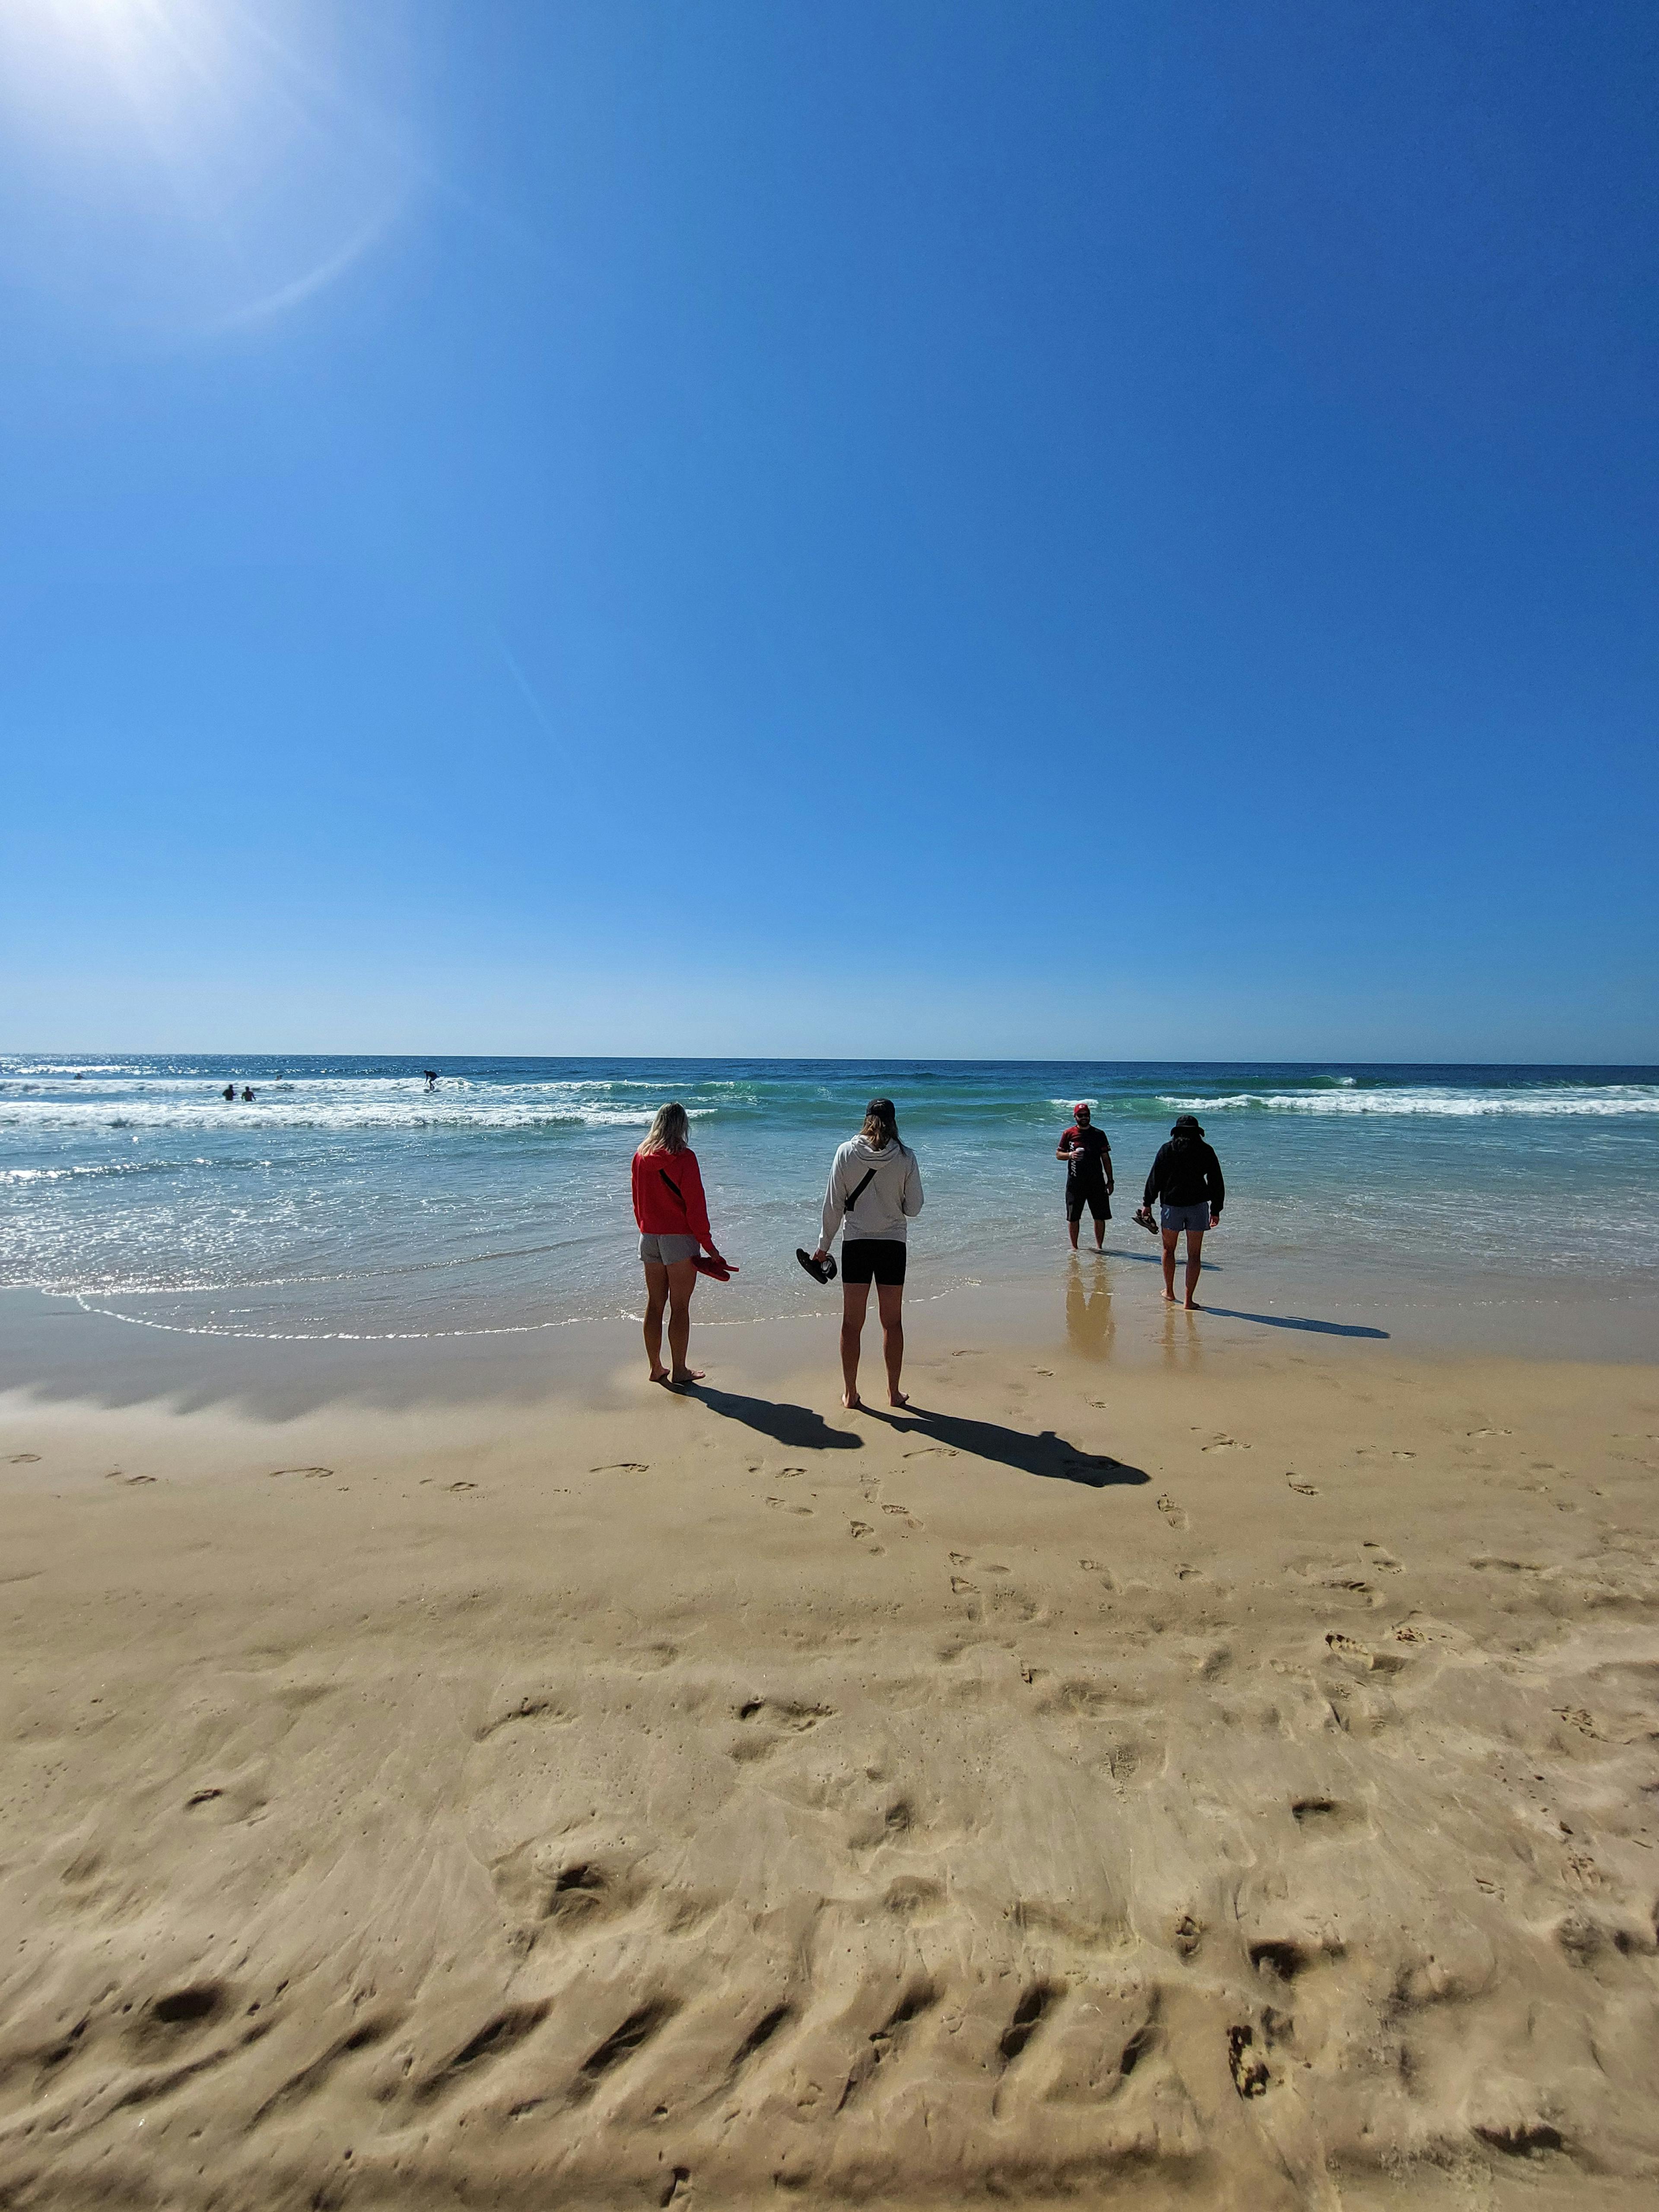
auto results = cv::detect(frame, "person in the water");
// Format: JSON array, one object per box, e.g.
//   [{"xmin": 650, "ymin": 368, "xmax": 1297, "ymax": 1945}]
[
  {"xmin": 1056, "ymin": 1100, "xmax": 1112, "ymax": 1251},
  {"xmin": 1141, "ymin": 1114, "xmax": 1225, "ymax": 1309}
]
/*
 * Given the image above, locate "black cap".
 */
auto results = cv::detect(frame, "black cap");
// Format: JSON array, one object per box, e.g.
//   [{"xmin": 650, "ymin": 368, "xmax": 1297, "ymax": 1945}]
[{"xmin": 1171, "ymin": 1114, "xmax": 1205, "ymax": 1137}]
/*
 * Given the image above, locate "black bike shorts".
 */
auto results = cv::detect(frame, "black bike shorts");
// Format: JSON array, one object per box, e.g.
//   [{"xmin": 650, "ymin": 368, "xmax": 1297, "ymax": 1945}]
[
  {"xmin": 842, "ymin": 1238, "xmax": 907, "ymax": 1287},
  {"xmin": 1066, "ymin": 1178, "xmax": 1111, "ymax": 1224}
]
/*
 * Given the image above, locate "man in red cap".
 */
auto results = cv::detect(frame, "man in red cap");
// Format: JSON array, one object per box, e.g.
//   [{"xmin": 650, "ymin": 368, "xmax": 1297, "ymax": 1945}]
[{"xmin": 1055, "ymin": 1101, "xmax": 1113, "ymax": 1251}]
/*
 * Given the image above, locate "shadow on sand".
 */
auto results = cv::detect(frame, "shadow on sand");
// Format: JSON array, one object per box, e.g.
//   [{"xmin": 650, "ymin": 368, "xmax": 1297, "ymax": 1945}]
[
  {"xmin": 868, "ymin": 1406, "xmax": 1149, "ymax": 1490},
  {"xmin": 686, "ymin": 1386, "xmax": 864, "ymax": 1451},
  {"xmin": 1199, "ymin": 1305, "xmax": 1389, "ymax": 1340}
]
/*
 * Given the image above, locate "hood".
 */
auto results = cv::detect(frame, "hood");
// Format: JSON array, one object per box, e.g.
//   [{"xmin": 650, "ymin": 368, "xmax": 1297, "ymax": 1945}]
[{"xmin": 850, "ymin": 1136, "xmax": 904, "ymax": 1162}]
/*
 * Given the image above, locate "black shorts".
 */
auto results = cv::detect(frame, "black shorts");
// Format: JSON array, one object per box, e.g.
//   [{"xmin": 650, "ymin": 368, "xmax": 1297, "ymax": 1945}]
[
  {"xmin": 1066, "ymin": 1177, "xmax": 1111, "ymax": 1224},
  {"xmin": 842, "ymin": 1238, "xmax": 907, "ymax": 1287}
]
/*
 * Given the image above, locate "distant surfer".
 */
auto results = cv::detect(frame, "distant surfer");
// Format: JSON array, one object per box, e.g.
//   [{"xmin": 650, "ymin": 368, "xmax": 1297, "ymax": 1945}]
[
  {"xmin": 423, "ymin": 1069, "xmax": 439, "ymax": 1091},
  {"xmin": 807, "ymin": 1098, "xmax": 924, "ymax": 1411},
  {"xmin": 1056, "ymin": 1100, "xmax": 1112, "ymax": 1251},
  {"xmin": 1140, "ymin": 1115, "xmax": 1225, "ymax": 1310},
  {"xmin": 222, "ymin": 1084, "xmax": 235, "ymax": 1102},
  {"xmin": 241, "ymin": 1085, "xmax": 255, "ymax": 1103}
]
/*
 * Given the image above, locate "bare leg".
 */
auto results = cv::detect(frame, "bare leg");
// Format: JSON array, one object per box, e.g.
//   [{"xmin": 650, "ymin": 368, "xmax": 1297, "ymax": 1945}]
[
  {"xmin": 642, "ymin": 1262, "xmax": 670, "ymax": 1380},
  {"xmin": 840, "ymin": 1280, "xmax": 871, "ymax": 1408},
  {"xmin": 1183, "ymin": 1230, "xmax": 1205, "ymax": 1310},
  {"xmin": 877, "ymin": 1281, "xmax": 906, "ymax": 1405},
  {"xmin": 1161, "ymin": 1229, "xmax": 1179, "ymax": 1300},
  {"xmin": 1067, "ymin": 1208, "xmax": 1080, "ymax": 1249},
  {"xmin": 665, "ymin": 1258, "xmax": 703, "ymax": 1382},
  {"xmin": 1093, "ymin": 1204, "xmax": 1106, "ymax": 1251}
]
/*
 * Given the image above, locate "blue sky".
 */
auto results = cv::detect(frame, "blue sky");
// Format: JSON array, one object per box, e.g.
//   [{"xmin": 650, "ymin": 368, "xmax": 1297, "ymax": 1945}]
[{"xmin": 2, "ymin": 0, "xmax": 1654, "ymax": 1059}]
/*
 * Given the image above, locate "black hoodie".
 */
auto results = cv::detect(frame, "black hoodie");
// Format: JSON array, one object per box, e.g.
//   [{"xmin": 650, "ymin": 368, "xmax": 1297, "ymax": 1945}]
[{"xmin": 1144, "ymin": 1137, "xmax": 1224, "ymax": 1215}]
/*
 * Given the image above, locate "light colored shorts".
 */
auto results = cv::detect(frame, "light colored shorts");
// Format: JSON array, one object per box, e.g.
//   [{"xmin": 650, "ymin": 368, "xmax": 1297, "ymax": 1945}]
[
  {"xmin": 639, "ymin": 1232, "xmax": 699, "ymax": 1266},
  {"xmin": 1160, "ymin": 1201, "xmax": 1212, "ymax": 1235}
]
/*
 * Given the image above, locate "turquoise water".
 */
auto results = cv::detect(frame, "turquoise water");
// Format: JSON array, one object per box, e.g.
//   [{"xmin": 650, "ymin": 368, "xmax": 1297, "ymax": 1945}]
[{"xmin": 3, "ymin": 1058, "xmax": 1657, "ymax": 1354}]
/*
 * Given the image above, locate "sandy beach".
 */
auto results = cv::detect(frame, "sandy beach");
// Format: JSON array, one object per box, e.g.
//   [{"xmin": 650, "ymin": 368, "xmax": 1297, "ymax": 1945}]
[{"xmin": 4, "ymin": 1299, "xmax": 1657, "ymax": 2210}]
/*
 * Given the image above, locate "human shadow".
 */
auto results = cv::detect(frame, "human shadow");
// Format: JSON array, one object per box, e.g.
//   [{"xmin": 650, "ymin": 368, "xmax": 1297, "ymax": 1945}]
[
  {"xmin": 687, "ymin": 1385, "xmax": 864, "ymax": 1450},
  {"xmin": 870, "ymin": 1406, "xmax": 1148, "ymax": 1490},
  {"xmin": 1199, "ymin": 1305, "xmax": 1389, "ymax": 1340}
]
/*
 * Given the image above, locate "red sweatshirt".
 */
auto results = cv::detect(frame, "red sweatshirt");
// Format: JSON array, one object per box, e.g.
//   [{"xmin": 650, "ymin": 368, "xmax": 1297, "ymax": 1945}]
[{"xmin": 631, "ymin": 1146, "xmax": 715, "ymax": 1251}]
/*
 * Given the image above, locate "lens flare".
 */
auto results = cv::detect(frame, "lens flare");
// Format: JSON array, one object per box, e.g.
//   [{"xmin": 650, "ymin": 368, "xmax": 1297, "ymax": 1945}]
[{"xmin": 0, "ymin": 0, "xmax": 417, "ymax": 333}]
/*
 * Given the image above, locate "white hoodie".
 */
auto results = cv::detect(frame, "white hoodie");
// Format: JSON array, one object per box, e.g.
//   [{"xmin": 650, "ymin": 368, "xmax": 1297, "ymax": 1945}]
[{"xmin": 821, "ymin": 1136, "xmax": 924, "ymax": 1249}]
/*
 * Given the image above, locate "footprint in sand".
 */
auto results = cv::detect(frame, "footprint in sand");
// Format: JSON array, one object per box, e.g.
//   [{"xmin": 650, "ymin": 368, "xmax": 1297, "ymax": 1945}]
[
  {"xmin": 904, "ymin": 1446, "xmax": 958, "ymax": 1460},
  {"xmin": 591, "ymin": 1462, "xmax": 649, "ymax": 1473},
  {"xmin": 850, "ymin": 1522, "xmax": 874, "ymax": 1539},
  {"xmin": 1324, "ymin": 1632, "xmax": 1398, "ymax": 1670},
  {"xmin": 1156, "ymin": 1495, "xmax": 1190, "ymax": 1530},
  {"xmin": 270, "ymin": 1466, "xmax": 334, "ymax": 1478},
  {"xmin": 950, "ymin": 1551, "xmax": 972, "ymax": 1566},
  {"xmin": 1202, "ymin": 1436, "xmax": 1250, "ymax": 1452},
  {"xmin": 1467, "ymin": 1427, "xmax": 1511, "ymax": 1439},
  {"xmin": 124, "ymin": 1474, "xmax": 156, "ymax": 1485},
  {"xmin": 1287, "ymin": 1477, "xmax": 1319, "ymax": 1496},
  {"xmin": 1080, "ymin": 1558, "xmax": 1101, "ymax": 1571},
  {"xmin": 766, "ymin": 1497, "xmax": 813, "ymax": 1516},
  {"xmin": 951, "ymin": 1576, "xmax": 979, "ymax": 1595},
  {"xmin": 448, "ymin": 1481, "xmax": 477, "ymax": 1493},
  {"xmin": 6, "ymin": 1454, "xmax": 41, "ymax": 1465}
]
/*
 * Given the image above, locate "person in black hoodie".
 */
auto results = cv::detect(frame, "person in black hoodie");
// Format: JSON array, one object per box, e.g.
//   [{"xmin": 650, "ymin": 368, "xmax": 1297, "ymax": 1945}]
[{"xmin": 1140, "ymin": 1114, "xmax": 1224, "ymax": 1310}]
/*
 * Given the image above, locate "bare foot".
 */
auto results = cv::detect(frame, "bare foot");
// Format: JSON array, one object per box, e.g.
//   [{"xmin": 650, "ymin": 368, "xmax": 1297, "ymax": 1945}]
[
  {"xmin": 843, "ymin": 1390, "xmax": 863, "ymax": 1411},
  {"xmin": 648, "ymin": 1367, "xmax": 671, "ymax": 1384},
  {"xmin": 669, "ymin": 1367, "xmax": 705, "ymax": 1386},
  {"xmin": 1183, "ymin": 1301, "xmax": 1201, "ymax": 1313},
  {"xmin": 888, "ymin": 1390, "xmax": 909, "ymax": 1408},
  {"xmin": 1163, "ymin": 1291, "xmax": 1177, "ymax": 1303}
]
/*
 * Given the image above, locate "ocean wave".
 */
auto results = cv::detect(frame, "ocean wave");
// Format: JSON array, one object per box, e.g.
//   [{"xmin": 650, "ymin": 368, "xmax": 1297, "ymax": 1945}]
[
  {"xmin": 0, "ymin": 1062, "xmax": 148, "ymax": 1077},
  {"xmin": 0, "ymin": 1093, "xmax": 715, "ymax": 1135},
  {"xmin": 1158, "ymin": 1087, "xmax": 1659, "ymax": 1117}
]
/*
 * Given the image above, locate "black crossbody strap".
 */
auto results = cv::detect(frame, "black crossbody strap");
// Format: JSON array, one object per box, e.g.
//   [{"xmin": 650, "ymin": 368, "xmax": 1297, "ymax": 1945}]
[
  {"xmin": 659, "ymin": 1169, "xmax": 683, "ymax": 1203},
  {"xmin": 844, "ymin": 1166, "xmax": 877, "ymax": 1212}
]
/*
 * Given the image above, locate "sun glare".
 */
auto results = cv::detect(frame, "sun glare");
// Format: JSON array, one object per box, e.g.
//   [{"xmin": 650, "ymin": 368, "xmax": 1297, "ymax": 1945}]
[{"xmin": 0, "ymin": 0, "xmax": 414, "ymax": 333}]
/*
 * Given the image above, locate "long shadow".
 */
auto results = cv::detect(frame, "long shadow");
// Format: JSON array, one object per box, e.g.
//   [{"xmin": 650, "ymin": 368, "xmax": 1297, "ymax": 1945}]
[
  {"xmin": 687, "ymin": 1385, "xmax": 863, "ymax": 1450},
  {"xmin": 1200, "ymin": 1305, "xmax": 1389, "ymax": 1340},
  {"xmin": 871, "ymin": 1407, "xmax": 1149, "ymax": 1490}
]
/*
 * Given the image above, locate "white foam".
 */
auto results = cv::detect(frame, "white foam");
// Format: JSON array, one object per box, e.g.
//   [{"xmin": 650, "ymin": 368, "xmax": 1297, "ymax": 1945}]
[
  {"xmin": 1158, "ymin": 1087, "xmax": 1659, "ymax": 1118},
  {"xmin": 0, "ymin": 1076, "xmax": 719, "ymax": 1135}
]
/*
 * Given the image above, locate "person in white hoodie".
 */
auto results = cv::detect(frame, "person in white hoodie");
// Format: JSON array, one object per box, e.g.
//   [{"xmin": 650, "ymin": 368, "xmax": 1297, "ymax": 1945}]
[{"xmin": 812, "ymin": 1097, "xmax": 924, "ymax": 1410}]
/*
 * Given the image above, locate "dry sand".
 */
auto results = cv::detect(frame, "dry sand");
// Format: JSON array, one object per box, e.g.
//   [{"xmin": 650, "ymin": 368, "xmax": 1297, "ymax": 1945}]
[{"xmin": 3, "ymin": 1317, "xmax": 1659, "ymax": 2211}]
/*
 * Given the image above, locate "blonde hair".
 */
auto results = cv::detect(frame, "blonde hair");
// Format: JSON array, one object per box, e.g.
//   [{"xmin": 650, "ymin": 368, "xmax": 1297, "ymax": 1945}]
[{"xmin": 639, "ymin": 1101, "xmax": 690, "ymax": 1155}]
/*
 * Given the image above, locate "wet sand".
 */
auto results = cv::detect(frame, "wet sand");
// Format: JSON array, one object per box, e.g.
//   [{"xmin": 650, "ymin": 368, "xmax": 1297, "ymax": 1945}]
[{"xmin": 3, "ymin": 1294, "xmax": 1658, "ymax": 2209}]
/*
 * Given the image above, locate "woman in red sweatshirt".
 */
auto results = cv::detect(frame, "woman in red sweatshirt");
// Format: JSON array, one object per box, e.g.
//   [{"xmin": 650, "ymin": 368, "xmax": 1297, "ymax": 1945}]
[{"xmin": 631, "ymin": 1101, "xmax": 724, "ymax": 1386}]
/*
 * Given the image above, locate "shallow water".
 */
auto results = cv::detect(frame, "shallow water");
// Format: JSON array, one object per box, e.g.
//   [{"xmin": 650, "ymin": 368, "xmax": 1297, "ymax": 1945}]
[{"xmin": 3, "ymin": 1057, "xmax": 1656, "ymax": 1358}]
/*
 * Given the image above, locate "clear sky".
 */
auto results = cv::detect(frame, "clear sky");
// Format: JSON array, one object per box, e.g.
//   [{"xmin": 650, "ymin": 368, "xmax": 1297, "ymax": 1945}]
[{"xmin": 2, "ymin": 0, "xmax": 1654, "ymax": 1060}]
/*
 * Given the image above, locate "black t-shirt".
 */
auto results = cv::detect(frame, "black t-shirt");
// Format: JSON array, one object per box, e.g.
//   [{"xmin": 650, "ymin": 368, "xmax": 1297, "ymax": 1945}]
[{"xmin": 1062, "ymin": 1124, "xmax": 1111, "ymax": 1182}]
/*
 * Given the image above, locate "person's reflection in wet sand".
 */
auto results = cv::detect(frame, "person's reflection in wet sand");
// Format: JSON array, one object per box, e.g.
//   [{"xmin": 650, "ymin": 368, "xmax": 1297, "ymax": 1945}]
[
  {"xmin": 1065, "ymin": 1255, "xmax": 1114, "ymax": 1360},
  {"xmin": 1160, "ymin": 1298, "xmax": 1207, "ymax": 1372}
]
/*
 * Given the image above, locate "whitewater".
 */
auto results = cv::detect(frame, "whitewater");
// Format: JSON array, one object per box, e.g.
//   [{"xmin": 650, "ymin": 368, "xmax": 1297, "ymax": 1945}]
[{"xmin": 3, "ymin": 1057, "xmax": 1656, "ymax": 1353}]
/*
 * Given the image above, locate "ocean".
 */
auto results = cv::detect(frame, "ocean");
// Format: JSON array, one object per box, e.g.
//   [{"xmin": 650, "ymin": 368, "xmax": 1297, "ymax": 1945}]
[{"xmin": 3, "ymin": 1057, "xmax": 1657, "ymax": 1362}]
